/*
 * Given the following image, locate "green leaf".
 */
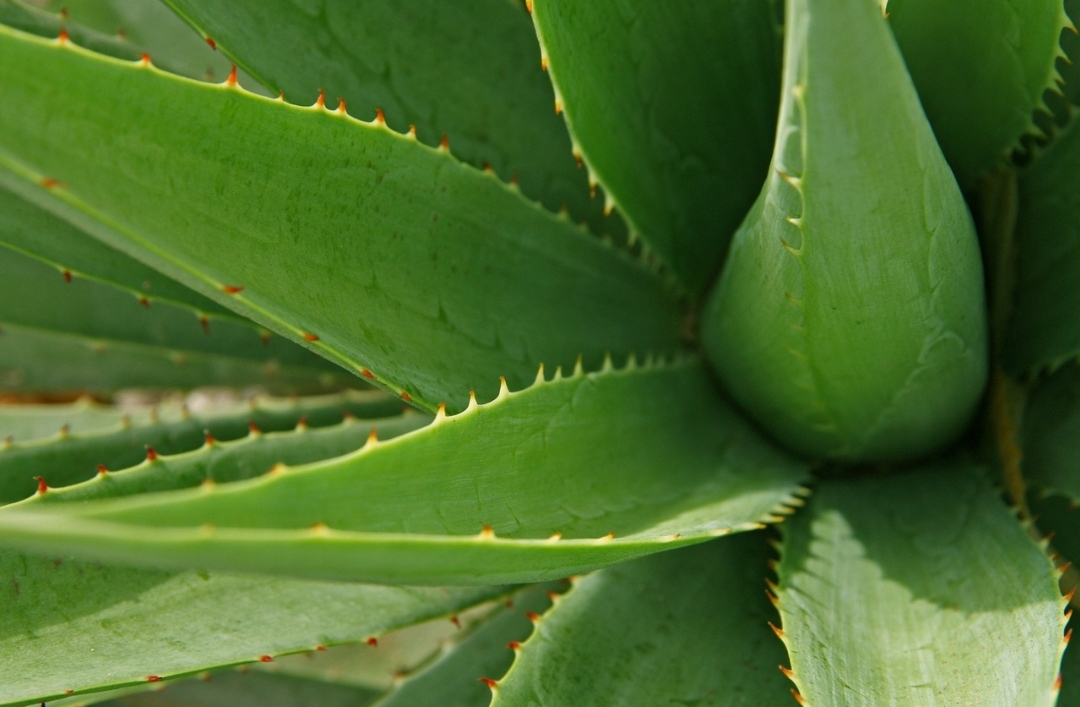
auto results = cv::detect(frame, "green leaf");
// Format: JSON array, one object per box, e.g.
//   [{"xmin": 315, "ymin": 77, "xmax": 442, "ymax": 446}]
[
  {"xmin": 375, "ymin": 587, "xmax": 553, "ymax": 707},
  {"xmin": 0, "ymin": 0, "xmax": 138, "ymax": 61},
  {"xmin": 19, "ymin": 410, "xmax": 427, "ymax": 502},
  {"xmin": 530, "ymin": 0, "xmax": 781, "ymax": 291},
  {"xmin": 886, "ymin": 0, "xmax": 1070, "ymax": 189},
  {"xmin": 0, "ymin": 25, "xmax": 681, "ymax": 412},
  {"xmin": 0, "ymin": 397, "xmax": 139, "ymax": 441},
  {"xmin": 700, "ymin": 0, "xmax": 987, "ymax": 463},
  {"xmin": 93, "ymin": 670, "xmax": 382, "ymax": 707},
  {"xmin": 0, "ymin": 551, "xmax": 503, "ymax": 707},
  {"xmin": 776, "ymin": 466, "xmax": 1066, "ymax": 706},
  {"xmin": 492, "ymin": 533, "xmax": 792, "ymax": 706},
  {"xmin": 0, "ymin": 244, "xmax": 344, "ymax": 373},
  {"xmin": 0, "ymin": 357, "xmax": 809, "ymax": 584},
  {"xmin": 158, "ymin": 0, "xmax": 615, "ymax": 237},
  {"xmin": 0, "ymin": 391, "xmax": 406, "ymax": 505},
  {"xmin": 1004, "ymin": 115, "xmax": 1080, "ymax": 375},
  {"xmin": 1018, "ymin": 363, "xmax": 1080, "ymax": 501},
  {"xmin": 0, "ymin": 323, "xmax": 349, "ymax": 394},
  {"xmin": 0, "ymin": 183, "xmax": 239, "ymax": 320}
]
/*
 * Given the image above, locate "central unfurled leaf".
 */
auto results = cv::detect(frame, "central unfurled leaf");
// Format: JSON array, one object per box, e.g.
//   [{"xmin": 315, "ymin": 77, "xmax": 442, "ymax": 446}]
[
  {"xmin": 0, "ymin": 358, "xmax": 809, "ymax": 584},
  {"xmin": 0, "ymin": 25, "xmax": 681, "ymax": 413},
  {"xmin": 531, "ymin": 0, "xmax": 782, "ymax": 291},
  {"xmin": 701, "ymin": 0, "xmax": 987, "ymax": 463},
  {"xmin": 776, "ymin": 466, "xmax": 1066, "ymax": 706}
]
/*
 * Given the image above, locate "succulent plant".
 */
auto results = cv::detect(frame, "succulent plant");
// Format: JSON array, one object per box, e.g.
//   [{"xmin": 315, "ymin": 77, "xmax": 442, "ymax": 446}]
[{"xmin": 3, "ymin": 0, "xmax": 1080, "ymax": 704}]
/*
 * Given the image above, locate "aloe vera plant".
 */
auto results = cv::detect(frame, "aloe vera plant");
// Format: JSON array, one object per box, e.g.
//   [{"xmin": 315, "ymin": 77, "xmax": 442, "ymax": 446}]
[{"xmin": 3, "ymin": 0, "xmax": 1080, "ymax": 703}]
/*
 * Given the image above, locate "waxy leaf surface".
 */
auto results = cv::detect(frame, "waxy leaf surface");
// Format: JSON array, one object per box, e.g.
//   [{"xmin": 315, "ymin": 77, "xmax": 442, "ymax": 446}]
[
  {"xmin": 776, "ymin": 466, "xmax": 1065, "ymax": 706},
  {"xmin": 0, "ymin": 358, "xmax": 809, "ymax": 584},
  {"xmin": 0, "ymin": 25, "xmax": 681, "ymax": 412}
]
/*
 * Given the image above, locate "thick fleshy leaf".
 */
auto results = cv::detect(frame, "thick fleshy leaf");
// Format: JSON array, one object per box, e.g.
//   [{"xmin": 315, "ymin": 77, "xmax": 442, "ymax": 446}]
[
  {"xmin": 775, "ymin": 466, "xmax": 1066, "ymax": 706},
  {"xmin": 531, "ymin": 0, "xmax": 781, "ymax": 290},
  {"xmin": 0, "ymin": 391, "xmax": 405, "ymax": 505},
  {"xmin": 0, "ymin": 245, "xmax": 343, "ymax": 373},
  {"xmin": 1005, "ymin": 115, "xmax": 1080, "ymax": 375},
  {"xmin": 0, "ymin": 358, "xmax": 809, "ymax": 584},
  {"xmin": 0, "ymin": 25, "xmax": 681, "ymax": 412},
  {"xmin": 159, "ymin": 0, "xmax": 614, "ymax": 236},
  {"xmin": 700, "ymin": 0, "xmax": 987, "ymax": 463},
  {"xmin": 1019, "ymin": 363, "xmax": 1080, "ymax": 501},
  {"xmin": 0, "ymin": 397, "xmax": 139, "ymax": 441},
  {"xmin": 887, "ymin": 0, "xmax": 1070, "ymax": 189},
  {"xmin": 492, "ymin": 533, "xmax": 791, "ymax": 706},
  {"xmin": 0, "ymin": 184, "xmax": 238, "ymax": 320},
  {"xmin": 0, "ymin": 549, "xmax": 503, "ymax": 707},
  {"xmin": 21, "ymin": 412, "xmax": 429, "ymax": 506},
  {"xmin": 0, "ymin": 0, "xmax": 137, "ymax": 61},
  {"xmin": 0, "ymin": 323, "xmax": 348, "ymax": 394},
  {"xmin": 376, "ymin": 587, "xmax": 552, "ymax": 707}
]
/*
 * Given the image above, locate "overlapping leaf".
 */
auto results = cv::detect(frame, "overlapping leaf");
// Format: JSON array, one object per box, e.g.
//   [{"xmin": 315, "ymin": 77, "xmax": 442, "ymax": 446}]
[
  {"xmin": 531, "ymin": 0, "xmax": 782, "ymax": 290},
  {"xmin": 492, "ymin": 533, "xmax": 792, "ymax": 706},
  {"xmin": 0, "ymin": 358, "xmax": 809, "ymax": 584},
  {"xmin": 0, "ymin": 25, "xmax": 681, "ymax": 411},
  {"xmin": 775, "ymin": 466, "xmax": 1066, "ymax": 706}
]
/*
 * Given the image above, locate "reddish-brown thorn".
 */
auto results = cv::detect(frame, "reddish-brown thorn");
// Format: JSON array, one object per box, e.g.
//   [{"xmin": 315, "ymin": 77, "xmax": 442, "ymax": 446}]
[
  {"xmin": 58, "ymin": 27, "xmax": 69, "ymax": 45},
  {"xmin": 765, "ymin": 589, "xmax": 779, "ymax": 607},
  {"xmin": 316, "ymin": 89, "xmax": 326, "ymax": 108},
  {"xmin": 139, "ymin": 296, "xmax": 150, "ymax": 309},
  {"xmin": 96, "ymin": 464, "xmax": 108, "ymax": 476},
  {"xmin": 524, "ymin": 611, "xmax": 541, "ymax": 622},
  {"xmin": 204, "ymin": 430, "xmax": 215, "ymax": 445},
  {"xmin": 337, "ymin": 98, "xmax": 348, "ymax": 114},
  {"xmin": 400, "ymin": 391, "xmax": 413, "ymax": 403},
  {"xmin": 792, "ymin": 688, "xmax": 807, "ymax": 705},
  {"xmin": 140, "ymin": 52, "xmax": 151, "ymax": 66},
  {"xmin": 1067, "ymin": 587, "xmax": 1078, "ymax": 603},
  {"xmin": 546, "ymin": 590, "xmax": 560, "ymax": 600},
  {"xmin": 479, "ymin": 678, "xmax": 498, "ymax": 690},
  {"xmin": 41, "ymin": 177, "xmax": 62, "ymax": 189},
  {"xmin": 200, "ymin": 316, "xmax": 211, "ymax": 334},
  {"xmin": 1066, "ymin": 628, "xmax": 1074, "ymax": 644},
  {"xmin": 768, "ymin": 622, "xmax": 785, "ymax": 639},
  {"xmin": 34, "ymin": 477, "xmax": 47, "ymax": 494},
  {"xmin": 507, "ymin": 640, "xmax": 521, "ymax": 650},
  {"xmin": 205, "ymin": 36, "xmax": 217, "ymax": 50},
  {"xmin": 408, "ymin": 124, "xmax": 417, "ymax": 138},
  {"xmin": 361, "ymin": 369, "xmax": 375, "ymax": 379},
  {"xmin": 367, "ymin": 637, "xmax": 378, "ymax": 647},
  {"xmin": 65, "ymin": 689, "xmax": 74, "ymax": 694},
  {"xmin": 504, "ymin": 599, "xmax": 514, "ymax": 609},
  {"xmin": 439, "ymin": 133, "xmax": 450, "ymax": 150},
  {"xmin": 146, "ymin": 676, "xmax": 162, "ymax": 683},
  {"xmin": 525, "ymin": 0, "xmax": 532, "ymax": 13},
  {"xmin": 226, "ymin": 64, "xmax": 238, "ymax": 87},
  {"xmin": 315, "ymin": 645, "xmax": 327, "ymax": 652},
  {"xmin": 59, "ymin": 7, "xmax": 69, "ymax": 19},
  {"xmin": 145, "ymin": 446, "xmax": 159, "ymax": 462},
  {"xmin": 1056, "ymin": 673, "xmax": 1065, "ymax": 690},
  {"xmin": 222, "ymin": 285, "xmax": 243, "ymax": 294},
  {"xmin": 342, "ymin": 410, "xmax": 356, "ymax": 421},
  {"xmin": 374, "ymin": 107, "xmax": 386, "ymax": 124},
  {"xmin": 573, "ymin": 152, "xmax": 583, "ymax": 168},
  {"xmin": 248, "ymin": 420, "xmax": 262, "ymax": 434},
  {"xmin": 297, "ymin": 416, "xmax": 309, "ymax": 429},
  {"xmin": 779, "ymin": 665, "xmax": 795, "ymax": 679},
  {"xmin": 62, "ymin": 269, "xmax": 72, "ymax": 283},
  {"xmin": 554, "ymin": 100, "xmax": 562, "ymax": 115},
  {"xmin": 303, "ymin": 332, "xmax": 319, "ymax": 342},
  {"xmin": 277, "ymin": 90, "xmax": 285, "ymax": 101},
  {"xmin": 541, "ymin": 57, "xmax": 547, "ymax": 71},
  {"xmin": 259, "ymin": 655, "xmax": 273, "ymax": 663},
  {"xmin": 450, "ymin": 614, "xmax": 461, "ymax": 629},
  {"xmin": 1063, "ymin": 562, "xmax": 1074, "ymax": 574}
]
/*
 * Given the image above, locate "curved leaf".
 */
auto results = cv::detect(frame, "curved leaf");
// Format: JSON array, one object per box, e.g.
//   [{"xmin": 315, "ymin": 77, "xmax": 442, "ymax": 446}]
[
  {"xmin": 0, "ymin": 245, "xmax": 342, "ymax": 372},
  {"xmin": 0, "ymin": 0, "xmax": 137, "ymax": 60},
  {"xmin": 1005, "ymin": 114, "xmax": 1080, "ymax": 375},
  {"xmin": 1019, "ymin": 363, "xmax": 1080, "ymax": 501},
  {"xmin": 92, "ymin": 671, "xmax": 382, "ymax": 707},
  {"xmin": 0, "ymin": 358, "xmax": 809, "ymax": 584},
  {"xmin": 775, "ymin": 466, "xmax": 1066, "ymax": 706},
  {"xmin": 0, "ymin": 397, "xmax": 138, "ymax": 441},
  {"xmin": 22, "ymin": 412, "xmax": 428, "ymax": 506},
  {"xmin": 0, "ymin": 323, "xmax": 348, "ymax": 394},
  {"xmin": 0, "ymin": 391, "xmax": 405, "ymax": 505},
  {"xmin": 0, "ymin": 549, "xmax": 503, "ymax": 707},
  {"xmin": 531, "ymin": 0, "xmax": 782, "ymax": 290},
  {"xmin": 492, "ymin": 533, "xmax": 791, "ymax": 706},
  {"xmin": 159, "ymin": 0, "xmax": 615, "ymax": 236},
  {"xmin": 887, "ymin": 0, "xmax": 1070, "ymax": 188},
  {"xmin": 0, "ymin": 25, "xmax": 681, "ymax": 412},
  {"xmin": 0, "ymin": 184, "xmax": 239, "ymax": 320}
]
